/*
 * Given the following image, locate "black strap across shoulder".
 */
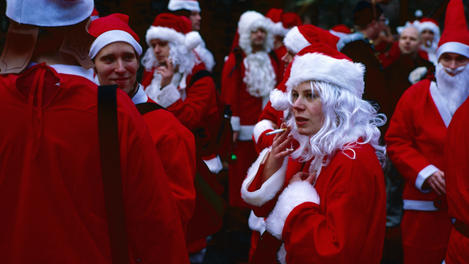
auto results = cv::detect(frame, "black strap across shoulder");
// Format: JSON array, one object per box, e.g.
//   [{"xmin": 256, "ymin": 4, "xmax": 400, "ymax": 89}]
[
  {"xmin": 188, "ymin": 69, "xmax": 211, "ymax": 88},
  {"xmin": 135, "ymin": 102, "xmax": 166, "ymax": 115},
  {"xmin": 97, "ymin": 85, "xmax": 130, "ymax": 264}
]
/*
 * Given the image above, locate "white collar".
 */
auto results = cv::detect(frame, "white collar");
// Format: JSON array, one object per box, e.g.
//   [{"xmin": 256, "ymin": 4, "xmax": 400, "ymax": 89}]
[
  {"xmin": 132, "ymin": 83, "xmax": 148, "ymax": 104},
  {"xmin": 49, "ymin": 64, "xmax": 99, "ymax": 84}
]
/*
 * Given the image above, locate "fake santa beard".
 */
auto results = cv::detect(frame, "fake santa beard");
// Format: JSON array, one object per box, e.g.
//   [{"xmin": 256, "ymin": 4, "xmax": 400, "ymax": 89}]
[
  {"xmin": 436, "ymin": 62, "xmax": 469, "ymax": 115},
  {"xmin": 242, "ymin": 52, "xmax": 276, "ymax": 99}
]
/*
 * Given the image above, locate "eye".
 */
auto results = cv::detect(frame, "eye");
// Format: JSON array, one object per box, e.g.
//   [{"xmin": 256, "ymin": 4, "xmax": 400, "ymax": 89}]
[
  {"xmin": 123, "ymin": 53, "xmax": 136, "ymax": 62},
  {"xmin": 305, "ymin": 91, "xmax": 313, "ymax": 101},
  {"xmin": 291, "ymin": 91, "xmax": 299, "ymax": 101},
  {"xmin": 100, "ymin": 55, "xmax": 114, "ymax": 64}
]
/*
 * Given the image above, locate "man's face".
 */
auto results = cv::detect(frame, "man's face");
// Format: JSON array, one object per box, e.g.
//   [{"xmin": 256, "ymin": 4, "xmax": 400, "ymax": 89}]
[
  {"xmin": 398, "ymin": 27, "xmax": 420, "ymax": 55},
  {"xmin": 94, "ymin": 42, "xmax": 139, "ymax": 95},
  {"xmin": 250, "ymin": 27, "xmax": 267, "ymax": 52},
  {"xmin": 189, "ymin": 11, "xmax": 201, "ymax": 31},
  {"xmin": 439, "ymin": 52, "xmax": 469, "ymax": 76},
  {"xmin": 150, "ymin": 39, "xmax": 170, "ymax": 65},
  {"xmin": 421, "ymin": 29, "xmax": 435, "ymax": 47}
]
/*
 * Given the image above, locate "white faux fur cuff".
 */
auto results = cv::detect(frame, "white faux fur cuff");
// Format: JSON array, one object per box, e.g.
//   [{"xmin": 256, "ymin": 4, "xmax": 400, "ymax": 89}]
[
  {"xmin": 253, "ymin": 119, "xmax": 275, "ymax": 143},
  {"xmin": 241, "ymin": 148, "xmax": 288, "ymax": 207},
  {"xmin": 231, "ymin": 116, "xmax": 240, "ymax": 131},
  {"xmin": 266, "ymin": 181, "xmax": 320, "ymax": 239},
  {"xmin": 248, "ymin": 210, "xmax": 266, "ymax": 234},
  {"xmin": 156, "ymin": 84, "xmax": 181, "ymax": 107}
]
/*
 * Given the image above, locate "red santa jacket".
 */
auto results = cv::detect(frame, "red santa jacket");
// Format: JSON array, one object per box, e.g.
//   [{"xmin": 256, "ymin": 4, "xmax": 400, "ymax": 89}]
[
  {"xmin": 221, "ymin": 49, "xmax": 280, "ymax": 141},
  {"xmin": 444, "ymin": 98, "xmax": 469, "ymax": 264},
  {"xmin": 0, "ymin": 64, "xmax": 189, "ymax": 264},
  {"xmin": 132, "ymin": 86, "xmax": 196, "ymax": 232},
  {"xmin": 385, "ymin": 79, "xmax": 450, "ymax": 204},
  {"xmin": 241, "ymin": 143, "xmax": 386, "ymax": 264}
]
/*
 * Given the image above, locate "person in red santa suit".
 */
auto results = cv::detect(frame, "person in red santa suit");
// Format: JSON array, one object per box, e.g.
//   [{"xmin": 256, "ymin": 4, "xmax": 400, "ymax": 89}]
[
  {"xmin": 88, "ymin": 13, "xmax": 197, "ymax": 234},
  {"xmin": 415, "ymin": 18, "xmax": 441, "ymax": 66},
  {"xmin": 253, "ymin": 24, "xmax": 339, "ymax": 153},
  {"xmin": 0, "ymin": 1, "xmax": 189, "ymax": 263},
  {"xmin": 221, "ymin": 10, "xmax": 280, "ymax": 208},
  {"xmin": 385, "ymin": 0, "xmax": 469, "ymax": 263},
  {"xmin": 241, "ymin": 43, "xmax": 387, "ymax": 264},
  {"xmin": 265, "ymin": 8, "xmax": 302, "ymax": 75},
  {"xmin": 141, "ymin": 13, "xmax": 224, "ymax": 261},
  {"xmin": 167, "ymin": 0, "xmax": 215, "ymax": 72},
  {"xmin": 444, "ymin": 93, "xmax": 469, "ymax": 264}
]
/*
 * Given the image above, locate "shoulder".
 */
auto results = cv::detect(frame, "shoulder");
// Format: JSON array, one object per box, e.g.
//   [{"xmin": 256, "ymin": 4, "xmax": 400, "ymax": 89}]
[
  {"xmin": 401, "ymin": 79, "xmax": 431, "ymax": 99},
  {"xmin": 329, "ymin": 143, "xmax": 381, "ymax": 174}
]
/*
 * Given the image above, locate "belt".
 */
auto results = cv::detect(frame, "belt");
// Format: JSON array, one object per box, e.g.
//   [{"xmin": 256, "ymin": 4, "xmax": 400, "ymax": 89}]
[
  {"xmin": 403, "ymin": 199, "xmax": 439, "ymax": 211},
  {"xmin": 453, "ymin": 219, "xmax": 469, "ymax": 239}
]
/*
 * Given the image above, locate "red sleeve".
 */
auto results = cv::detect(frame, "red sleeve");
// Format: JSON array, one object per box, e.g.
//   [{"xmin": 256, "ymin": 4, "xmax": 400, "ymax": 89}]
[
  {"xmin": 144, "ymin": 110, "xmax": 196, "ymax": 231},
  {"xmin": 221, "ymin": 53, "xmax": 241, "ymax": 118},
  {"xmin": 116, "ymin": 91, "xmax": 189, "ymax": 264},
  {"xmin": 167, "ymin": 74, "xmax": 217, "ymax": 131},
  {"xmin": 385, "ymin": 82, "xmax": 432, "ymax": 185},
  {"xmin": 282, "ymin": 151, "xmax": 386, "ymax": 263}
]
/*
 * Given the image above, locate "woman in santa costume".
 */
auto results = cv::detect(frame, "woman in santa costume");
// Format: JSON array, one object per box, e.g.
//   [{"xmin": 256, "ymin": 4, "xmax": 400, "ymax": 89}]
[
  {"xmin": 88, "ymin": 13, "xmax": 197, "ymax": 234},
  {"xmin": 385, "ymin": 0, "xmax": 469, "ymax": 263},
  {"xmin": 241, "ymin": 43, "xmax": 387, "ymax": 264},
  {"xmin": 141, "ymin": 13, "xmax": 224, "ymax": 260}
]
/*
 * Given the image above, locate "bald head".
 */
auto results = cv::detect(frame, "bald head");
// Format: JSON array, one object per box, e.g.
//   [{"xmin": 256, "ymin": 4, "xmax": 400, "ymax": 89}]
[{"xmin": 399, "ymin": 26, "xmax": 421, "ymax": 55}]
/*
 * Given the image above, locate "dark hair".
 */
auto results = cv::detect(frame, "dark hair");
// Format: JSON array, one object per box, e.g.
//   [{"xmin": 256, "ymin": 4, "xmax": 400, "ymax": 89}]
[
  {"xmin": 353, "ymin": 1, "xmax": 383, "ymax": 28},
  {"xmin": 170, "ymin": 9, "xmax": 191, "ymax": 18}
]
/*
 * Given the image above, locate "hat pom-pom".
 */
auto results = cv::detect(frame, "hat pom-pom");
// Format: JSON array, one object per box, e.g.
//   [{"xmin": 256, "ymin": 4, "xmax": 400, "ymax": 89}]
[
  {"xmin": 270, "ymin": 89, "xmax": 290, "ymax": 111},
  {"xmin": 185, "ymin": 31, "xmax": 203, "ymax": 50}
]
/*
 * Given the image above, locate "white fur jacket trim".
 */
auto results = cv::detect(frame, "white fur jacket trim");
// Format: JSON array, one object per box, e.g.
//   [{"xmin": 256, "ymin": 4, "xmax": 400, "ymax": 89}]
[
  {"xmin": 265, "ymin": 180, "xmax": 320, "ymax": 239},
  {"xmin": 241, "ymin": 148, "xmax": 288, "ymax": 207}
]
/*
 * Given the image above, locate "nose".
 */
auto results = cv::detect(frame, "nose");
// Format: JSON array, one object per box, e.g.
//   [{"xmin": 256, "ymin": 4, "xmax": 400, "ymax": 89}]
[
  {"xmin": 153, "ymin": 44, "xmax": 160, "ymax": 54},
  {"xmin": 448, "ymin": 59, "xmax": 458, "ymax": 69},
  {"xmin": 115, "ymin": 59, "xmax": 126, "ymax": 73}
]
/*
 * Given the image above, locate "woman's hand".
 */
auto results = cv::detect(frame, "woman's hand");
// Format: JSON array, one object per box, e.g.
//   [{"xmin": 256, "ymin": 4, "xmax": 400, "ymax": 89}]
[
  {"xmin": 157, "ymin": 58, "xmax": 175, "ymax": 88},
  {"xmin": 289, "ymin": 171, "xmax": 316, "ymax": 184},
  {"xmin": 262, "ymin": 124, "xmax": 294, "ymax": 182}
]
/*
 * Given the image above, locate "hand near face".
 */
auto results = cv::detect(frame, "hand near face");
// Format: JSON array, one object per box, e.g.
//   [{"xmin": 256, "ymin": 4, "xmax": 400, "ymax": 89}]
[
  {"xmin": 289, "ymin": 171, "xmax": 316, "ymax": 184},
  {"xmin": 262, "ymin": 124, "xmax": 294, "ymax": 182},
  {"xmin": 423, "ymin": 170, "xmax": 446, "ymax": 195},
  {"xmin": 157, "ymin": 58, "xmax": 175, "ymax": 88}
]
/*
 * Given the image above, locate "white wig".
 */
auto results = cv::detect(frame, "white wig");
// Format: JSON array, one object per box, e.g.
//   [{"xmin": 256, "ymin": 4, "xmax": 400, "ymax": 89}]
[
  {"xmin": 141, "ymin": 41, "xmax": 196, "ymax": 75},
  {"xmin": 285, "ymin": 80, "xmax": 386, "ymax": 175}
]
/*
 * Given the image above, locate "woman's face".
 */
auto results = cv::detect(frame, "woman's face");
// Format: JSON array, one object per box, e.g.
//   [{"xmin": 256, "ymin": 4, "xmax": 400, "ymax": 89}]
[
  {"xmin": 290, "ymin": 81, "xmax": 324, "ymax": 136},
  {"xmin": 94, "ymin": 42, "xmax": 138, "ymax": 95},
  {"xmin": 150, "ymin": 38, "xmax": 170, "ymax": 65}
]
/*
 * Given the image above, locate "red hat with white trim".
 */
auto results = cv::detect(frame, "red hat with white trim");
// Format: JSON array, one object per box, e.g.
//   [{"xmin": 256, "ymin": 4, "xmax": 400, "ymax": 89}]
[
  {"xmin": 88, "ymin": 13, "xmax": 142, "ymax": 59},
  {"xmin": 437, "ymin": 0, "xmax": 469, "ymax": 59},
  {"xmin": 145, "ymin": 13, "xmax": 201, "ymax": 50},
  {"xmin": 417, "ymin": 18, "xmax": 440, "ymax": 36},
  {"xmin": 168, "ymin": 0, "xmax": 200, "ymax": 12},
  {"xmin": 283, "ymin": 24, "xmax": 339, "ymax": 54}
]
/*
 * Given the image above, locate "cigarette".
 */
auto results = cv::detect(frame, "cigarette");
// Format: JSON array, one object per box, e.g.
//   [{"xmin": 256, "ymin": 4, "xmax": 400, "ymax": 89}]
[{"xmin": 265, "ymin": 128, "xmax": 287, "ymax": 135}]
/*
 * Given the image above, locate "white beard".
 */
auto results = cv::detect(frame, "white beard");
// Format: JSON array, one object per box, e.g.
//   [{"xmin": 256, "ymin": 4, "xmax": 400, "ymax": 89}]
[
  {"xmin": 243, "ymin": 52, "xmax": 276, "ymax": 100},
  {"xmin": 145, "ymin": 71, "xmax": 184, "ymax": 102},
  {"xmin": 435, "ymin": 63, "xmax": 469, "ymax": 116}
]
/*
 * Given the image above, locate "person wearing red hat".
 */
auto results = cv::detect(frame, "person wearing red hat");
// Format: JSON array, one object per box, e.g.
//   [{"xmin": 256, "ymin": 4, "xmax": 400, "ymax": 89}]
[
  {"xmin": 221, "ymin": 10, "xmax": 280, "ymax": 209},
  {"xmin": 88, "ymin": 13, "xmax": 197, "ymax": 236},
  {"xmin": 385, "ymin": 0, "xmax": 469, "ymax": 263},
  {"xmin": 265, "ymin": 8, "xmax": 303, "ymax": 75},
  {"xmin": 444, "ymin": 96, "xmax": 469, "ymax": 264},
  {"xmin": 329, "ymin": 24, "xmax": 352, "ymax": 39},
  {"xmin": 141, "ymin": 12, "xmax": 224, "ymax": 261},
  {"xmin": 252, "ymin": 24, "xmax": 339, "ymax": 154},
  {"xmin": 416, "ymin": 18, "xmax": 441, "ymax": 65},
  {"xmin": 168, "ymin": 0, "xmax": 215, "ymax": 72},
  {"xmin": 241, "ymin": 43, "xmax": 386, "ymax": 263},
  {"xmin": 0, "ymin": 1, "xmax": 188, "ymax": 263}
]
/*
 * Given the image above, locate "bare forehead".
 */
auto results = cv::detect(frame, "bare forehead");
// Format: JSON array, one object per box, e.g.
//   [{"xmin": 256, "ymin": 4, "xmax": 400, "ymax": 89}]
[
  {"xmin": 400, "ymin": 26, "xmax": 419, "ymax": 38},
  {"xmin": 98, "ymin": 42, "xmax": 136, "ymax": 56}
]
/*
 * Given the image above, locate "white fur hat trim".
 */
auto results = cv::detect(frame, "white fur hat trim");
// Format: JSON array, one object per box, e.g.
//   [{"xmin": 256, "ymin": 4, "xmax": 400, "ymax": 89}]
[
  {"xmin": 417, "ymin": 21, "xmax": 440, "ymax": 37},
  {"xmin": 145, "ymin": 26, "xmax": 185, "ymax": 46},
  {"xmin": 89, "ymin": 30, "xmax": 142, "ymax": 59},
  {"xmin": 185, "ymin": 31, "xmax": 203, "ymax": 50},
  {"xmin": 286, "ymin": 52, "xmax": 365, "ymax": 97},
  {"xmin": 283, "ymin": 26, "xmax": 309, "ymax": 54},
  {"xmin": 167, "ymin": 0, "xmax": 200, "ymax": 12}
]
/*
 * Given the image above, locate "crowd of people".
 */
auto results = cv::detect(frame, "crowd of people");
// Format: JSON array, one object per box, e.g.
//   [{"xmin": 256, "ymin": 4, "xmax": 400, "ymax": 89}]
[{"xmin": 1, "ymin": 0, "xmax": 468, "ymax": 263}]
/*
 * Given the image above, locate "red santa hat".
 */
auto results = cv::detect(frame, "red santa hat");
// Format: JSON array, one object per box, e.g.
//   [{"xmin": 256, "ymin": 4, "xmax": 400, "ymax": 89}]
[
  {"xmin": 283, "ymin": 24, "xmax": 339, "ymax": 54},
  {"xmin": 282, "ymin": 12, "xmax": 302, "ymax": 30},
  {"xmin": 6, "ymin": 0, "xmax": 93, "ymax": 27},
  {"xmin": 237, "ymin": 10, "xmax": 274, "ymax": 54},
  {"xmin": 90, "ymin": 8, "xmax": 100, "ymax": 21},
  {"xmin": 145, "ymin": 13, "xmax": 202, "ymax": 50},
  {"xmin": 272, "ymin": 43, "xmax": 364, "ymax": 111},
  {"xmin": 265, "ymin": 9, "xmax": 302, "ymax": 37},
  {"xmin": 329, "ymin": 24, "xmax": 352, "ymax": 38},
  {"xmin": 437, "ymin": 0, "xmax": 469, "ymax": 59},
  {"xmin": 167, "ymin": 0, "xmax": 200, "ymax": 12},
  {"xmin": 88, "ymin": 13, "xmax": 142, "ymax": 59},
  {"xmin": 417, "ymin": 18, "xmax": 440, "ymax": 37}
]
